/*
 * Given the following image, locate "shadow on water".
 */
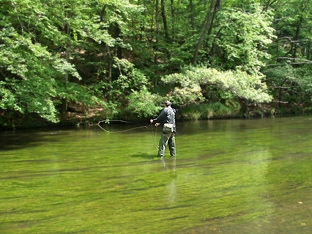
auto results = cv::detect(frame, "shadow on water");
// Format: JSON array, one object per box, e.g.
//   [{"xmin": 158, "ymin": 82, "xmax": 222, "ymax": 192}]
[
  {"xmin": 0, "ymin": 125, "xmax": 101, "ymax": 151},
  {"xmin": 130, "ymin": 152, "xmax": 156, "ymax": 159},
  {"xmin": 0, "ymin": 129, "xmax": 70, "ymax": 151}
]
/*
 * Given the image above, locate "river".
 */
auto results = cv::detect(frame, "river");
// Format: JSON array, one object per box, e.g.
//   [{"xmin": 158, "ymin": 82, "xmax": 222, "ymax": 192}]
[{"xmin": 0, "ymin": 116, "xmax": 312, "ymax": 233}]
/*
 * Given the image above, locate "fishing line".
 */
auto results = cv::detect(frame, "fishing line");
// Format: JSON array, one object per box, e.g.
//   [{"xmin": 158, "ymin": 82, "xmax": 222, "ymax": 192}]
[
  {"xmin": 97, "ymin": 120, "xmax": 151, "ymax": 133},
  {"xmin": 152, "ymin": 123, "xmax": 160, "ymax": 150},
  {"xmin": 97, "ymin": 119, "xmax": 160, "ymax": 150}
]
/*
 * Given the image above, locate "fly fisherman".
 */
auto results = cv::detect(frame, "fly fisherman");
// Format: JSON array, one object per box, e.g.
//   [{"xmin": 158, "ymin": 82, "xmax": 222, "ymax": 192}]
[{"xmin": 150, "ymin": 100, "xmax": 176, "ymax": 158}]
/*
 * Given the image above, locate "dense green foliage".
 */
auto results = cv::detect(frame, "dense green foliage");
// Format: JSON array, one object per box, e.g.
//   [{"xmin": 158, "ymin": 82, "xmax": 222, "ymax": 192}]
[{"xmin": 1, "ymin": 0, "xmax": 312, "ymax": 127}]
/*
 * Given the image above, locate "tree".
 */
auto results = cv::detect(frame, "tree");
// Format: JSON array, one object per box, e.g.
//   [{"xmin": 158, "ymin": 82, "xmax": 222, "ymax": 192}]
[
  {"xmin": 209, "ymin": 3, "xmax": 275, "ymax": 72},
  {"xmin": 161, "ymin": 0, "xmax": 169, "ymax": 41},
  {"xmin": 0, "ymin": 0, "xmax": 126, "ymax": 124},
  {"xmin": 193, "ymin": 0, "xmax": 221, "ymax": 64},
  {"xmin": 261, "ymin": 0, "xmax": 312, "ymax": 110}
]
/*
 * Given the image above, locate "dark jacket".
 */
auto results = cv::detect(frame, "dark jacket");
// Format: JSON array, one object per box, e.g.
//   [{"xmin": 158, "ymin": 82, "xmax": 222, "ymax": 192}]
[{"xmin": 153, "ymin": 106, "xmax": 176, "ymax": 133}]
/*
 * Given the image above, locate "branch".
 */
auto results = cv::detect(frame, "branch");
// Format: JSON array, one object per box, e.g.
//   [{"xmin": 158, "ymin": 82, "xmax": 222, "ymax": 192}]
[
  {"xmin": 263, "ymin": 61, "xmax": 312, "ymax": 67},
  {"xmin": 271, "ymin": 101, "xmax": 288, "ymax": 104},
  {"xmin": 11, "ymin": 0, "xmax": 24, "ymax": 35}
]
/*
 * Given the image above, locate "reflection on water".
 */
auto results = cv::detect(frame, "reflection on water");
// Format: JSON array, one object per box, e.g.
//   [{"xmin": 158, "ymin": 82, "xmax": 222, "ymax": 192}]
[
  {"xmin": 160, "ymin": 157, "xmax": 177, "ymax": 206},
  {"xmin": 1, "ymin": 116, "xmax": 312, "ymax": 233}
]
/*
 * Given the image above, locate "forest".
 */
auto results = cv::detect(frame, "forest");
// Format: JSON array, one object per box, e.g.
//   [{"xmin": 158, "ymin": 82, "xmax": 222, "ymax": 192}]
[{"xmin": 1, "ymin": 0, "xmax": 312, "ymax": 128}]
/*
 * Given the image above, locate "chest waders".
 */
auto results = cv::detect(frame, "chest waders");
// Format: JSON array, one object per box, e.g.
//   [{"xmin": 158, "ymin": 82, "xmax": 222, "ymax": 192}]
[{"xmin": 157, "ymin": 132, "xmax": 176, "ymax": 158}]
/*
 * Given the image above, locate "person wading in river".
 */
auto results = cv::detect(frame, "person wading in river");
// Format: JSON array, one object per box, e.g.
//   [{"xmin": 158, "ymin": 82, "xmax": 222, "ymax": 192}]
[{"xmin": 150, "ymin": 100, "xmax": 176, "ymax": 158}]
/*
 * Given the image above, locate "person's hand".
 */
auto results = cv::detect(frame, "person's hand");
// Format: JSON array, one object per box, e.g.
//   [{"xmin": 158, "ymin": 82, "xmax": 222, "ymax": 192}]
[
  {"xmin": 155, "ymin": 123, "xmax": 160, "ymax": 127},
  {"xmin": 150, "ymin": 119, "xmax": 153, "ymax": 123}
]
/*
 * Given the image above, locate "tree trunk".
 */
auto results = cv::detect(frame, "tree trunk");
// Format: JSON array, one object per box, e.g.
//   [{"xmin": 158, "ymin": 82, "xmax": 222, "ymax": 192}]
[
  {"xmin": 291, "ymin": 16, "xmax": 303, "ymax": 58},
  {"xmin": 171, "ymin": 0, "xmax": 175, "ymax": 40},
  {"xmin": 210, "ymin": 26, "xmax": 224, "ymax": 66},
  {"xmin": 115, "ymin": 24, "xmax": 122, "ymax": 59},
  {"xmin": 189, "ymin": 0, "xmax": 194, "ymax": 31},
  {"xmin": 193, "ymin": 0, "xmax": 221, "ymax": 65},
  {"xmin": 161, "ymin": 0, "xmax": 169, "ymax": 40},
  {"xmin": 307, "ymin": 39, "xmax": 311, "ymax": 60},
  {"xmin": 108, "ymin": 58, "xmax": 112, "ymax": 102},
  {"xmin": 155, "ymin": 0, "xmax": 160, "ymax": 64},
  {"xmin": 263, "ymin": 0, "xmax": 278, "ymax": 11}
]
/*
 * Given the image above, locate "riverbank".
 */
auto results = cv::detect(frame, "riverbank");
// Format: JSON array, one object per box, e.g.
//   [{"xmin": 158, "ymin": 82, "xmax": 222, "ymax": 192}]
[{"xmin": 1, "ymin": 100, "xmax": 310, "ymax": 130}]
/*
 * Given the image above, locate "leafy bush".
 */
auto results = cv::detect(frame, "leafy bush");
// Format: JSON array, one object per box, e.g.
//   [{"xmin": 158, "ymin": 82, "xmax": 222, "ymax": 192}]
[
  {"xmin": 125, "ymin": 87, "xmax": 163, "ymax": 119},
  {"xmin": 162, "ymin": 66, "xmax": 272, "ymax": 106},
  {"xmin": 113, "ymin": 58, "xmax": 148, "ymax": 93}
]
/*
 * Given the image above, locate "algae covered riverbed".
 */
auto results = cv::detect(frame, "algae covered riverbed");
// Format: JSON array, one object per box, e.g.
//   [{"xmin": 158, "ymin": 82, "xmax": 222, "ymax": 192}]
[{"xmin": 1, "ymin": 116, "xmax": 312, "ymax": 233}]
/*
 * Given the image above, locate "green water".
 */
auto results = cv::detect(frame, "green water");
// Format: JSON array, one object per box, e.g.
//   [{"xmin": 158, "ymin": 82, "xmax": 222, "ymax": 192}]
[{"xmin": 1, "ymin": 116, "xmax": 312, "ymax": 234}]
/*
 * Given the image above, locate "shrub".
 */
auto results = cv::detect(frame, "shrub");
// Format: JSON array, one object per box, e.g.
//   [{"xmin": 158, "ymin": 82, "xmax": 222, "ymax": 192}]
[{"xmin": 125, "ymin": 87, "xmax": 163, "ymax": 120}]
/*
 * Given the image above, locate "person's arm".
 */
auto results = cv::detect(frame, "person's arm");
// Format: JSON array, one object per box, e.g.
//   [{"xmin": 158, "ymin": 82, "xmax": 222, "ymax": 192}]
[{"xmin": 150, "ymin": 109, "xmax": 166, "ymax": 124}]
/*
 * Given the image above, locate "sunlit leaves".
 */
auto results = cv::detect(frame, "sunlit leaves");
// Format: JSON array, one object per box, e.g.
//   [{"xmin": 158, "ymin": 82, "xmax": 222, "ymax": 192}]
[
  {"xmin": 126, "ymin": 87, "xmax": 162, "ymax": 118},
  {"xmin": 113, "ymin": 58, "xmax": 148, "ymax": 92},
  {"xmin": 163, "ymin": 67, "xmax": 272, "ymax": 105},
  {"xmin": 0, "ymin": 0, "xmax": 109, "ymax": 123},
  {"xmin": 0, "ymin": 84, "xmax": 21, "ymax": 112},
  {"xmin": 212, "ymin": 4, "xmax": 276, "ymax": 72}
]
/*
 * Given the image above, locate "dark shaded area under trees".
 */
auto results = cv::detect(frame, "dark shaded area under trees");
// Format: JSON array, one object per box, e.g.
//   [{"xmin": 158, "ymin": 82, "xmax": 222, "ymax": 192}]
[{"xmin": 1, "ymin": 0, "xmax": 312, "ymax": 129}]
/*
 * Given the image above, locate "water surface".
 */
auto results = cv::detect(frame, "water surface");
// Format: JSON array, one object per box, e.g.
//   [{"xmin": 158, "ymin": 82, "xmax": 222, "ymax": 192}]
[{"xmin": 1, "ymin": 116, "xmax": 312, "ymax": 233}]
